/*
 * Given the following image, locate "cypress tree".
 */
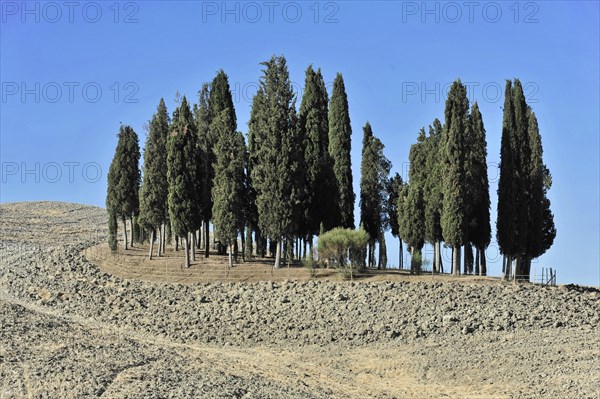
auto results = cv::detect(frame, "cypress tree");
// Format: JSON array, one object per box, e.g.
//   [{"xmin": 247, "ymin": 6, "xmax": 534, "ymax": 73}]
[
  {"xmin": 524, "ymin": 109, "xmax": 556, "ymax": 277},
  {"xmin": 498, "ymin": 80, "xmax": 556, "ymax": 280},
  {"xmin": 512, "ymin": 79, "xmax": 532, "ymax": 277},
  {"xmin": 106, "ymin": 125, "xmax": 140, "ymax": 251},
  {"xmin": 328, "ymin": 73, "xmax": 355, "ymax": 229},
  {"xmin": 359, "ymin": 123, "xmax": 390, "ymax": 268},
  {"xmin": 441, "ymin": 80, "xmax": 470, "ymax": 275},
  {"xmin": 424, "ymin": 118, "xmax": 444, "ymax": 273},
  {"xmin": 139, "ymin": 99, "xmax": 170, "ymax": 259},
  {"xmin": 468, "ymin": 102, "xmax": 491, "ymax": 275},
  {"xmin": 211, "ymin": 108, "xmax": 246, "ymax": 269},
  {"xmin": 387, "ymin": 173, "xmax": 403, "ymax": 269},
  {"xmin": 198, "ymin": 70, "xmax": 237, "ymax": 257},
  {"xmin": 397, "ymin": 181, "xmax": 410, "ymax": 269},
  {"xmin": 247, "ymin": 89, "xmax": 266, "ymax": 257},
  {"xmin": 249, "ymin": 55, "xmax": 298, "ymax": 268},
  {"xmin": 405, "ymin": 129, "xmax": 427, "ymax": 273},
  {"xmin": 299, "ymin": 65, "xmax": 334, "ymax": 242},
  {"xmin": 167, "ymin": 96, "xmax": 202, "ymax": 268},
  {"xmin": 497, "ymin": 80, "xmax": 519, "ymax": 276},
  {"xmin": 194, "ymin": 83, "xmax": 213, "ymax": 257}
]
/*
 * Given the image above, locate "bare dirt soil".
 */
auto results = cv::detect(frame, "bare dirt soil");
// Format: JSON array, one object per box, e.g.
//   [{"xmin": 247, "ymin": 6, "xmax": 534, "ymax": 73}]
[{"xmin": 1, "ymin": 202, "xmax": 598, "ymax": 398}]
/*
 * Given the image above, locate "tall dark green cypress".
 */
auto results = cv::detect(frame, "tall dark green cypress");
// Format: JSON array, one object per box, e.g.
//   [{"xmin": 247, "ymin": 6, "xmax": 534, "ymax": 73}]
[
  {"xmin": 512, "ymin": 79, "xmax": 532, "ymax": 265},
  {"xmin": 424, "ymin": 118, "xmax": 444, "ymax": 273},
  {"xmin": 249, "ymin": 55, "xmax": 298, "ymax": 268},
  {"xmin": 387, "ymin": 173, "xmax": 403, "ymax": 268},
  {"xmin": 497, "ymin": 80, "xmax": 532, "ymax": 278},
  {"xmin": 247, "ymin": 89, "xmax": 266, "ymax": 257},
  {"xmin": 497, "ymin": 80, "xmax": 519, "ymax": 273},
  {"xmin": 299, "ymin": 65, "xmax": 334, "ymax": 241},
  {"xmin": 468, "ymin": 102, "xmax": 491, "ymax": 275},
  {"xmin": 139, "ymin": 99, "xmax": 170, "ymax": 259},
  {"xmin": 167, "ymin": 96, "xmax": 202, "ymax": 268},
  {"xmin": 106, "ymin": 125, "xmax": 140, "ymax": 251},
  {"xmin": 405, "ymin": 129, "xmax": 427, "ymax": 273},
  {"xmin": 211, "ymin": 109, "xmax": 246, "ymax": 268},
  {"xmin": 524, "ymin": 109, "xmax": 556, "ymax": 277},
  {"xmin": 441, "ymin": 80, "xmax": 470, "ymax": 275},
  {"xmin": 359, "ymin": 123, "xmax": 390, "ymax": 268},
  {"xmin": 397, "ymin": 181, "xmax": 410, "ymax": 269},
  {"xmin": 328, "ymin": 73, "xmax": 355, "ymax": 229},
  {"xmin": 194, "ymin": 83, "xmax": 213, "ymax": 257}
]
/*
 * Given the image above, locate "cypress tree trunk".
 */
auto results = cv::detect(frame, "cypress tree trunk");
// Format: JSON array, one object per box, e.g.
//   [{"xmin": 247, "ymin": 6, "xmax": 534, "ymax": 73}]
[
  {"xmin": 303, "ymin": 239, "xmax": 307, "ymax": 260},
  {"xmin": 523, "ymin": 255, "xmax": 531, "ymax": 281},
  {"xmin": 241, "ymin": 228, "xmax": 246, "ymax": 262},
  {"xmin": 274, "ymin": 240, "xmax": 282, "ymax": 269},
  {"xmin": 436, "ymin": 241, "xmax": 442, "ymax": 273},
  {"xmin": 157, "ymin": 225, "xmax": 163, "ymax": 257},
  {"xmin": 245, "ymin": 226, "xmax": 252, "ymax": 259},
  {"xmin": 398, "ymin": 239, "xmax": 402, "ymax": 270},
  {"xmin": 474, "ymin": 247, "xmax": 480, "ymax": 275},
  {"xmin": 129, "ymin": 218, "xmax": 135, "ymax": 248},
  {"xmin": 228, "ymin": 243, "xmax": 233, "ymax": 269},
  {"xmin": 183, "ymin": 235, "xmax": 190, "ymax": 269},
  {"xmin": 452, "ymin": 245, "xmax": 461, "ymax": 276},
  {"xmin": 464, "ymin": 245, "xmax": 473, "ymax": 275},
  {"xmin": 378, "ymin": 235, "xmax": 387, "ymax": 270},
  {"xmin": 148, "ymin": 229, "xmax": 155, "ymax": 260},
  {"xmin": 175, "ymin": 236, "xmax": 179, "ymax": 251},
  {"xmin": 108, "ymin": 209, "xmax": 118, "ymax": 252},
  {"xmin": 204, "ymin": 218, "xmax": 210, "ymax": 258},
  {"xmin": 258, "ymin": 231, "xmax": 265, "ymax": 257},
  {"xmin": 480, "ymin": 248, "xmax": 487, "ymax": 276},
  {"xmin": 234, "ymin": 239, "xmax": 238, "ymax": 263},
  {"xmin": 191, "ymin": 232, "xmax": 196, "ymax": 261},
  {"xmin": 122, "ymin": 216, "xmax": 128, "ymax": 250}
]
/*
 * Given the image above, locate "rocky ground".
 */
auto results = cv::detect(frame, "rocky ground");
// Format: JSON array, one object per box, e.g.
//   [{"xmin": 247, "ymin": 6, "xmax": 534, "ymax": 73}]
[{"xmin": 0, "ymin": 202, "xmax": 598, "ymax": 398}]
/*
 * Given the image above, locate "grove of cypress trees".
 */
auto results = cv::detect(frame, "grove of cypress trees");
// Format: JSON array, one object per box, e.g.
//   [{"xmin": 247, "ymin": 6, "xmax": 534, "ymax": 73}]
[
  {"xmin": 441, "ymin": 80, "xmax": 470, "ymax": 275},
  {"xmin": 106, "ymin": 125, "xmax": 140, "ymax": 251},
  {"xmin": 328, "ymin": 73, "xmax": 355, "ymax": 229},
  {"xmin": 497, "ymin": 79, "xmax": 556, "ymax": 280},
  {"xmin": 139, "ymin": 99, "xmax": 170, "ymax": 259},
  {"xmin": 249, "ymin": 55, "xmax": 298, "ymax": 269},
  {"xmin": 167, "ymin": 96, "xmax": 202, "ymax": 268}
]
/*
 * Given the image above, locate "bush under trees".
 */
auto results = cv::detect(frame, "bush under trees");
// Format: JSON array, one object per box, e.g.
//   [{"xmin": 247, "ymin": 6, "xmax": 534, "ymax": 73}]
[{"xmin": 317, "ymin": 228, "xmax": 369, "ymax": 278}]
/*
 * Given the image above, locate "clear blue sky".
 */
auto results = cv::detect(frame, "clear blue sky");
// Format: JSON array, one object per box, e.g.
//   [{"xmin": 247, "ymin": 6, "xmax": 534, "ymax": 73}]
[{"xmin": 1, "ymin": 1, "xmax": 598, "ymax": 286}]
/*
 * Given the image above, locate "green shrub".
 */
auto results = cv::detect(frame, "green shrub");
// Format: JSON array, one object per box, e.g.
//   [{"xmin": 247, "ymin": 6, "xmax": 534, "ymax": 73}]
[{"xmin": 318, "ymin": 228, "xmax": 369, "ymax": 279}]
